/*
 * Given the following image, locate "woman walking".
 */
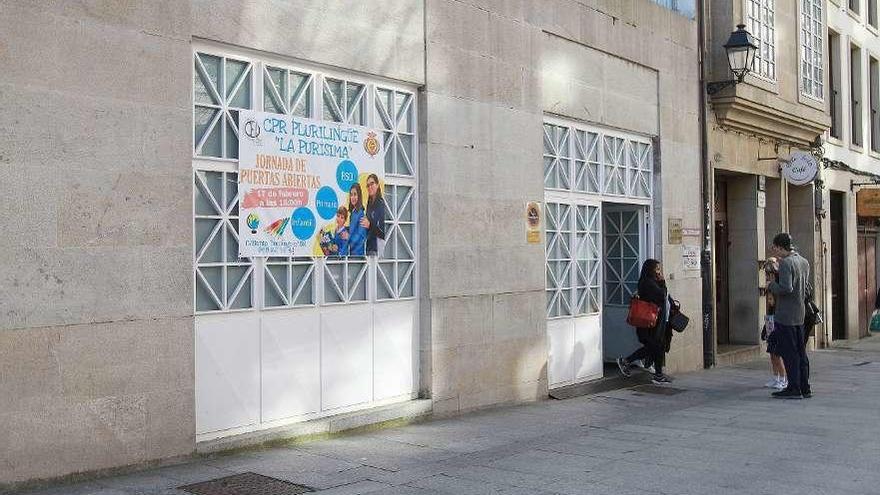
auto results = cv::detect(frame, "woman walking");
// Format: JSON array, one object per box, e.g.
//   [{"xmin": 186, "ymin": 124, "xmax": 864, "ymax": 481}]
[{"xmin": 617, "ymin": 259, "xmax": 675, "ymax": 384}]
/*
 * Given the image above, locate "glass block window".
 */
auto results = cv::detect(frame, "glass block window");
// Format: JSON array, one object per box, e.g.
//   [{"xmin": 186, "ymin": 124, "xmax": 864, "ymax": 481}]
[
  {"xmin": 543, "ymin": 124, "xmax": 571, "ymax": 190},
  {"xmin": 574, "ymin": 205, "xmax": 601, "ymax": 315},
  {"xmin": 323, "ymin": 78, "xmax": 366, "ymax": 125},
  {"xmin": 546, "ymin": 202, "xmax": 573, "ymax": 318},
  {"xmin": 746, "ymin": 0, "xmax": 776, "ymax": 80},
  {"xmin": 376, "ymin": 87, "xmax": 415, "ymax": 176},
  {"xmin": 545, "ymin": 202, "xmax": 601, "ymax": 318},
  {"xmin": 264, "ymin": 257, "xmax": 315, "ymax": 308},
  {"xmin": 378, "ymin": 184, "xmax": 416, "ymax": 300},
  {"xmin": 263, "ymin": 66, "xmax": 313, "ymax": 117},
  {"xmin": 627, "ymin": 141, "xmax": 652, "ymax": 198},
  {"xmin": 194, "ymin": 53, "xmax": 253, "ymax": 159},
  {"xmin": 801, "ymin": 0, "xmax": 824, "ymax": 100},
  {"xmin": 193, "ymin": 47, "xmax": 418, "ymax": 312},
  {"xmin": 573, "ymin": 130, "xmax": 601, "ymax": 193},
  {"xmin": 604, "ymin": 211, "xmax": 641, "ymax": 306},
  {"xmin": 194, "ymin": 170, "xmax": 254, "ymax": 311}
]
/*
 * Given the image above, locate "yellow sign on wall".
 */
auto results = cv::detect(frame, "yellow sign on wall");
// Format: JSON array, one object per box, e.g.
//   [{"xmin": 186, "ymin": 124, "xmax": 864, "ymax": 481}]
[
  {"xmin": 857, "ymin": 189, "xmax": 880, "ymax": 217},
  {"xmin": 526, "ymin": 202, "xmax": 541, "ymax": 244}
]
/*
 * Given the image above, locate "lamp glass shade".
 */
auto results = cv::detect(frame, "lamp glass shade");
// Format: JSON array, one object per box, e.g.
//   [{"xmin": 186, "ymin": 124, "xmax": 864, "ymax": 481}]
[
  {"xmin": 723, "ymin": 24, "xmax": 758, "ymax": 81},
  {"xmin": 727, "ymin": 46, "xmax": 751, "ymax": 78}
]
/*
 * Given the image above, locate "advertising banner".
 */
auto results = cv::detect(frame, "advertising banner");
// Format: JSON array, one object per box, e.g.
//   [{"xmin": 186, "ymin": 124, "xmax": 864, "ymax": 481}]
[{"xmin": 238, "ymin": 110, "xmax": 386, "ymax": 257}]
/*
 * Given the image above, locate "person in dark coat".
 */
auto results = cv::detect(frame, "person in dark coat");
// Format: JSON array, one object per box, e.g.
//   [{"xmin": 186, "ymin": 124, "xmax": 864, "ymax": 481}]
[
  {"xmin": 360, "ymin": 173, "xmax": 386, "ymax": 256},
  {"xmin": 617, "ymin": 259, "xmax": 676, "ymax": 384}
]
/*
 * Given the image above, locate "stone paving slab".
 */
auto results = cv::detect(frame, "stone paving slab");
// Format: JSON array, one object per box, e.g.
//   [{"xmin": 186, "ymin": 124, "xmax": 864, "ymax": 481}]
[{"xmin": 14, "ymin": 336, "xmax": 880, "ymax": 495}]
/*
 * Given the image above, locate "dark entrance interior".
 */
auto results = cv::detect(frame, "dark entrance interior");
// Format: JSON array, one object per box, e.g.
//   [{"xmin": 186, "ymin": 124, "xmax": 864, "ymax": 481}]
[
  {"xmin": 714, "ymin": 179, "xmax": 730, "ymax": 345},
  {"xmin": 830, "ymin": 192, "xmax": 847, "ymax": 340}
]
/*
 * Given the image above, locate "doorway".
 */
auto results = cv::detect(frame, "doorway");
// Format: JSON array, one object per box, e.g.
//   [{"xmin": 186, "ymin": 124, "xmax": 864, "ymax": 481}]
[
  {"xmin": 601, "ymin": 205, "xmax": 649, "ymax": 362},
  {"xmin": 857, "ymin": 224, "xmax": 878, "ymax": 338},
  {"xmin": 830, "ymin": 192, "xmax": 847, "ymax": 340},
  {"xmin": 714, "ymin": 179, "xmax": 730, "ymax": 345}
]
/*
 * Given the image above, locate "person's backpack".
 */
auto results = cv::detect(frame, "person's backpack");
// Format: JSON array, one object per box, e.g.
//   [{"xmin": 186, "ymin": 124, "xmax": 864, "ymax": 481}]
[{"xmin": 804, "ymin": 282, "xmax": 822, "ymax": 337}]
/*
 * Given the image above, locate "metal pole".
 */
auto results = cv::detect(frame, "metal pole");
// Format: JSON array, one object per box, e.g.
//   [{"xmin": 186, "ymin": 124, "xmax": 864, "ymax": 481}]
[{"xmin": 697, "ymin": 0, "xmax": 716, "ymax": 368}]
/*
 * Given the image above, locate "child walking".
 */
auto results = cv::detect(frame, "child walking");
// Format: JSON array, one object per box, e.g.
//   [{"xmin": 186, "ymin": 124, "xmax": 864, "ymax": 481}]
[{"xmin": 763, "ymin": 275, "xmax": 787, "ymax": 390}]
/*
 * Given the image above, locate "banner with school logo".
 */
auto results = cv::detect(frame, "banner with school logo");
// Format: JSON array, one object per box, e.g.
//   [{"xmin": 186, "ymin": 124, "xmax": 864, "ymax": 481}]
[{"xmin": 238, "ymin": 110, "xmax": 386, "ymax": 257}]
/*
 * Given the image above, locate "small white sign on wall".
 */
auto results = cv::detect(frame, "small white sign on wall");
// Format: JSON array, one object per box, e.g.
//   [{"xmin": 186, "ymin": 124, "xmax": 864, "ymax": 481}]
[{"xmin": 682, "ymin": 245, "xmax": 700, "ymax": 271}]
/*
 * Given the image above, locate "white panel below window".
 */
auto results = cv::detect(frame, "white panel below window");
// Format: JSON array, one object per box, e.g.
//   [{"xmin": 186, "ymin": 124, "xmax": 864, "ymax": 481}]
[
  {"xmin": 373, "ymin": 300, "xmax": 417, "ymax": 401},
  {"xmin": 260, "ymin": 309, "xmax": 321, "ymax": 422},
  {"xmin": 547, "ymin": 318, "xmax": 575, "ymax": 387},
  {"xmin": 574, "ymin": 314, "xmax": 603, "ymax": 381},
  {"xmin": 321, "ymin": 305, "xmax": 373, "ymax": 410},
  {"xmin": 195, "ymin": 312, "xmax": 261, "ymax": 434}
]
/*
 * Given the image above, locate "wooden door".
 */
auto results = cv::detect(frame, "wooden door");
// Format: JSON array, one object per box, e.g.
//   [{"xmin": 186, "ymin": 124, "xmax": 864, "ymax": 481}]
[{"xmin": 858, "ymin": 232, "xmax": 877, "ymax": 338}]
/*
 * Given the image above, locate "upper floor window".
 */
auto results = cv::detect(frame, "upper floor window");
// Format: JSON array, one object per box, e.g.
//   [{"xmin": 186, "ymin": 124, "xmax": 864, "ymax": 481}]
[
  {"xmin": 801, "ymin": 0, "xmax": 824, "ymax": 100},
  {"xmin": 746, "ymin": 0, "xmax": 776, "ymax": 80},
  {"xmin": 651, "ymin": 0, "xmax": 696, "ymax": 19},
  {"xmin": 870, "ymin": 0, "xmax": 878, "ymax": 28},
  {"xmin": 850, "ymin": 0, "xmax": 861, "ymax": 16}
]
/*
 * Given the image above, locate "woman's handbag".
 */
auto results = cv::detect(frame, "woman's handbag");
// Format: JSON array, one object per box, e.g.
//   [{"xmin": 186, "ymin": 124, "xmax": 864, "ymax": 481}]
[
  {"xmin": 627, "ymin": 295, "xmax": 659, "ymax": 328},
  {"xmin": 668, "ymin": 307, "xmax": 690, "ymax": 333}
]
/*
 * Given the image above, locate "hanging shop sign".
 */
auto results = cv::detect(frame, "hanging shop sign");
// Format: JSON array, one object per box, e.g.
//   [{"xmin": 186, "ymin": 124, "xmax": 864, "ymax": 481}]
[
  {"xmin": 857, "ymin": 189, "xmax": 880, "ymax": 217},
  {"xmin": 780, "ymin": 151, "xmax": 818, "ymax": 186},
  {"xmin": 526, "ymin": 202, "xmax": 542, "ymax": 244},
  {"xmin": 238, "ymin": 110, "xmax": 386, "ymax": 257}
]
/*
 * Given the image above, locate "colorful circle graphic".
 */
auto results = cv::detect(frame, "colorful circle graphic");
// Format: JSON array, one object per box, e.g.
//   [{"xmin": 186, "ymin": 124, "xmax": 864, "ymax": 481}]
[
  {"xmin": 336, "ymin": 160, "xmax": 358, "ymax": 191},
  {"xmin": 246, "ymin": 213, "xmax": 260, "ymax": 233},
  {"xmin": 290, "ymin": 207, "xmax": 316, "ymax": 240},
  {"xmin": 315, "ymin": 186, "xmax": 339, "ymax": 220}
]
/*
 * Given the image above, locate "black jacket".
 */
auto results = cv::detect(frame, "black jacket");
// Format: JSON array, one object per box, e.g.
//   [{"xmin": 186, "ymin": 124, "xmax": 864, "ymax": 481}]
[
  {"xmin": 365, "ymin": 197, "xmax": 386, "ymax": 255},
  {"xmin": 637, "ymin": 276, "xmax": 675, "ymax": 351}
]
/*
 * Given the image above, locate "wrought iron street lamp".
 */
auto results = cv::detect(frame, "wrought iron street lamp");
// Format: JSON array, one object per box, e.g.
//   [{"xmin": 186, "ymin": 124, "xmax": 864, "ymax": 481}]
[{"xmin": 707, "ymin": 24, "xmax": 758, "ymax": 95}]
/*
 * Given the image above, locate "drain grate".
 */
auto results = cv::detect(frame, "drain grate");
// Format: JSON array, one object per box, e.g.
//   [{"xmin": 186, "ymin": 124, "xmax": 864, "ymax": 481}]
[
  {"xmin": 853, "ymin": 361, "xmax": 873, "ymax": 367},
  {"xmin": 179, "ymin": 472, "xmax": 314, "ymax": 495},
  {"xmin": 631, "ymin": 385, "xmax": 687, "ymax": 396}
]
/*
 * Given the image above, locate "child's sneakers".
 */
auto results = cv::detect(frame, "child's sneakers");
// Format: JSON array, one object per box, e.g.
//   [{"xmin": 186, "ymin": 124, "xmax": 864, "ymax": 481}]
[{"xmin": 765, "ymin": 376, "xmax": 788, "ymax": 390}]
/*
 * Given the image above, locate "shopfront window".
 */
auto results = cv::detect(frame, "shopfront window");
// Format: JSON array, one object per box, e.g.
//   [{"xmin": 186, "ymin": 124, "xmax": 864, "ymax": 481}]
[{"xmin": 192, "ymin": 49, "xmax": 418, "ymax": 313}]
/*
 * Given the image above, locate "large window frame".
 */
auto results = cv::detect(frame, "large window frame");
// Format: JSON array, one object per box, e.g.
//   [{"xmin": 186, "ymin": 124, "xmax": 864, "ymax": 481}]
[
  {"xmin": 192, "ymin": 44, "xmax": 419, "ymax": 314},
  {"xmin": 745, "ymin": 0, "xmax": 777, "ymax": 81},
  {"xmin": 852, "ymin": 43, "xmax": 864, "ymax": 148},
  {"xmin": 542, "ymin": 118, "xmax": 653, "ymax": 320},
  {"xmin": 800, "ymin": 0, "xmax": 824, "ymax": 101}
]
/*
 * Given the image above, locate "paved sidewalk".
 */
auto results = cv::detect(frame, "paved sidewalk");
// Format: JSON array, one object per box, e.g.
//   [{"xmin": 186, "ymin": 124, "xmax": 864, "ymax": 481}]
[{"xmin": 18, "ymin": 336, "xmax": 880, "ymax": 495}]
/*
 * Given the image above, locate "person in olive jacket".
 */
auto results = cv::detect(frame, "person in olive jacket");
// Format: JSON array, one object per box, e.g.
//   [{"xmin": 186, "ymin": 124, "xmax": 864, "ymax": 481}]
[
  {"xmin": 360, "ymin": 173, "xmax": 386, "ymax": 256},
  {"xmin": 617, "ymin": 259, "xmax": 676, "ymax": 384}
]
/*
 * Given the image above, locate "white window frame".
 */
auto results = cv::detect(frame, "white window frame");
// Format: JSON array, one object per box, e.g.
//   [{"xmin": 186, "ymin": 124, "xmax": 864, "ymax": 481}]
[
  {"xmin": 745, "ymin": 0, "xmax": 777, "ymax": 81},
  {"xmin": 542, "ymin": 117, "xmax": 653, "ymax": 320},
  {"xmin": 192, "ymin": 42, "xmax": 419, "ymax": 315},
  {"xmin": 800, "ymin": 0, "xmax": 824, "ymax": 101}
]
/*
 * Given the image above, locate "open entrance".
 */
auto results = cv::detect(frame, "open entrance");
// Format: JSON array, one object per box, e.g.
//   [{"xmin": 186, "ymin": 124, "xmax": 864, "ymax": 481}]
[
  {"xmin": 830, "ymin": 192, "xmax": 847, "ymax": 340},
  {"xmin": 601, "ymin": 205, "xmax": 649, "ymax": 364},
  {"xmin": 543, "ymin": 118, "xmax": 654, "ymax": 389},
  {"xmin": 714, "ymin": 178, "xmax": 730, "ymax": 346}
]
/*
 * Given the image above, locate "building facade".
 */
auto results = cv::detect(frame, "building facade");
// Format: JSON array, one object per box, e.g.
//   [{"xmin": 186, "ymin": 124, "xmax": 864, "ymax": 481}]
[
  {"xmin": 0, "ymin": 0, "xmax": 702, "ymax": 487},
  {"xmin": 824, "ymin": 0, "xmax": 880, "ymax": 342},
  {"xmin": 703, "ymin": 0, "xmax": 831, "ymax": 365}
]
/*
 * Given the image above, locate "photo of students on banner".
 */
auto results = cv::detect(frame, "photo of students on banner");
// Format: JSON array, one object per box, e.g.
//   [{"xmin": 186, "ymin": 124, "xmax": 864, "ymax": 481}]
[
  {"xmin": 312, "ymin": 174, "xmax": 386, "ymax": 257},
  {"xmin": 237, "ymin": 110, "xmax": 387, "ymax": 258}
]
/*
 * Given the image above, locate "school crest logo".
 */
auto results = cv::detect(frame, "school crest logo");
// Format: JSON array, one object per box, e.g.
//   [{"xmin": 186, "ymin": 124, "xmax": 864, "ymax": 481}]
[{"xmin": 364, "ymin": 131, "xmax": 380, "ymax": 157}]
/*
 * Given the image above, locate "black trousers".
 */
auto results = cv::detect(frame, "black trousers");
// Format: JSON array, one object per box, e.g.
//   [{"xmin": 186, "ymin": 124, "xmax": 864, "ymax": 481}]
[
  {"xmin": 776, "ymin": 324, "xmax": 811, "ymax": 394},
  {"xmin": 627, "ymin": 326, "xmax": 665, "ymax": 374}
]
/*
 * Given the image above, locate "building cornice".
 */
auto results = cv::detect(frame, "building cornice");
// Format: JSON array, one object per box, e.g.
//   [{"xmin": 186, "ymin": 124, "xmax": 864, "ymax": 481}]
[{"xmin": 710, "ymin": 95, "xmax": 831, "ymax": 147}]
